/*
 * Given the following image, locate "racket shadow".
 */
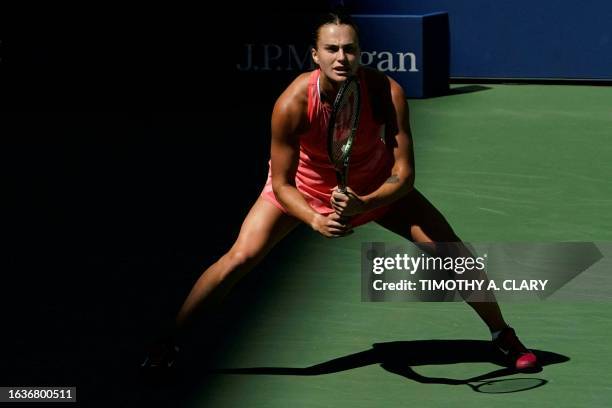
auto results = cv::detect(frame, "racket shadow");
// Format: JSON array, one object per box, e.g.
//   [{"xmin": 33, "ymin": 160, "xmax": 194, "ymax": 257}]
[{"xmin": 211, "ymin": 339, "xmax": 568, "ymax": 393}]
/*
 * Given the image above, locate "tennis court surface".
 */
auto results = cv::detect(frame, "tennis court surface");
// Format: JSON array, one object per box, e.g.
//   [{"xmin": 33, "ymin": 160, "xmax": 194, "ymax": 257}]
[{"xmin": 133, "ymin": 83, "xmax": 612, "ymax": 407}]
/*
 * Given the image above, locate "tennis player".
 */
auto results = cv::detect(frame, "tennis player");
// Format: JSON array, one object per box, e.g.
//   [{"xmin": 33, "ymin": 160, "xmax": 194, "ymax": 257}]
[{"xmin": 142, "ymin": 11, "xmax": 537, "ymax": 372}]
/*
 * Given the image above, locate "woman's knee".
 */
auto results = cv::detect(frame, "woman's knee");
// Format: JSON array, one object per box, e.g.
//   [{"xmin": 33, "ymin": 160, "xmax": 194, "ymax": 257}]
[
  {"xmin": 229, "ymin": 248, "xmax": 259, "ymax": 268},
  {"xmin": 410, "ymin": 224, "xmax": 459, "ymax": 244},
  {"xmin": 217, "ymin": 246, "xmax": 261, "ymax": 279}
]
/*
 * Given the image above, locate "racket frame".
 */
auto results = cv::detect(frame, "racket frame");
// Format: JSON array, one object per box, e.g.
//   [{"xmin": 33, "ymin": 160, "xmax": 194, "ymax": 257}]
[{"xmin": 326, "ymin": 76, "xmax": 361, "ymax": 194}]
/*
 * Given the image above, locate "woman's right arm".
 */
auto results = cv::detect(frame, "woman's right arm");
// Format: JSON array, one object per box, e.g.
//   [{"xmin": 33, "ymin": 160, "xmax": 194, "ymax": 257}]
[{"xmin": 270, "ymin": 83, "xmax": 351, "ymax": 238}]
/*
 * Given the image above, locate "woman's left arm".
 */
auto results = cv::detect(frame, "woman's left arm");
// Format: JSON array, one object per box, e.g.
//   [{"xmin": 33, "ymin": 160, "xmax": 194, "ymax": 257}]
[{"xmin": 331, "ymin": 76, "xmax": 415, "ymax": 217}]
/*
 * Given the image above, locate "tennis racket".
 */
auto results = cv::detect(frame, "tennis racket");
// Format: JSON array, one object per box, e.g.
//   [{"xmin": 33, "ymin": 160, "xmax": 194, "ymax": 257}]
[
  {"xmin": 463, "ymin": 378, "xmax": 547, "ymax": 393},
  {"xmin": 327, "ymin": 75, "xmax": 361, "ymax": 194}
]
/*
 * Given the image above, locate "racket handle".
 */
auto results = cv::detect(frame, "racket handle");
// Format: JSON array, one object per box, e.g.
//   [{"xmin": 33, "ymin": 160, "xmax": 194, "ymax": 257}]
[
  {"xmin": 337, "ymin": 169, "xmax": 348, "ymax": 194},
  {"xmin": 334, "ymin": 173, "xmax": 351, "ymax": 226}
]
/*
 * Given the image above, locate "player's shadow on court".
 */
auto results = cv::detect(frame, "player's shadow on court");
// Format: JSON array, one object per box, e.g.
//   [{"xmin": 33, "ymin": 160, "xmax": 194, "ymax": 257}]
[{"xmin": 212, "ymin": 340, "xmax": 569, "ymax": 393}]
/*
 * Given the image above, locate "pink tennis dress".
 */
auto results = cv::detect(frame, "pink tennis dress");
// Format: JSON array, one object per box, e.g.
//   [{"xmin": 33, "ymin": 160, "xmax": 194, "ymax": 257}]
[{"xmin": 260, "ymin": 68, "xmax": 394, "ymax": 227}]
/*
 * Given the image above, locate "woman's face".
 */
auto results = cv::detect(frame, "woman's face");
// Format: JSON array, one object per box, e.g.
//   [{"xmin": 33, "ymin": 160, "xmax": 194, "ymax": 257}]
[{"xmin": 312, "ymin": 23, "xmax": 360, "ymax": 83}]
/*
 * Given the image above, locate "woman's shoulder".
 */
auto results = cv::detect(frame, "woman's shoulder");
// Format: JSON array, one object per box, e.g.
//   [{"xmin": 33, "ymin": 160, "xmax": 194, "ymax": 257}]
[
  {"xmin": 271, "ymin": 71, "xmax": 314, "ymax": 131},
  {"xmin": 273, "ymin": 71, "xmax": 313, "ymax": 113},
  {"xmin": 285, "ymin": 71, "xmax": 314, "ymax": 98}
]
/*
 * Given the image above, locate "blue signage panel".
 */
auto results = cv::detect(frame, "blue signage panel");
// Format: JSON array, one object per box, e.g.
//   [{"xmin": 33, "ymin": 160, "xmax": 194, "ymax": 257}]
[
  {"xmin": 349, "ymin": 0, "xmax": 612, "ymax": 80},
  {"xmin": 353, "ymin": 13, "xmax": 449, "ymax": 98},
  {"xmin": 232, "ymin": 12, "xmax": 449, "ymax": 99}
]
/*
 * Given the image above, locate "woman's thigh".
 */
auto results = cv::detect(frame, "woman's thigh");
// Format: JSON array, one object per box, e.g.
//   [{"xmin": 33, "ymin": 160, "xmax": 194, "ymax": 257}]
[
  {"xmin": 374, "ymin": 189, "xmax": 460, "ymax": 243},
  {"xmin": 229, "ymin": 197, "xmax": 301, "ymax": 263}
]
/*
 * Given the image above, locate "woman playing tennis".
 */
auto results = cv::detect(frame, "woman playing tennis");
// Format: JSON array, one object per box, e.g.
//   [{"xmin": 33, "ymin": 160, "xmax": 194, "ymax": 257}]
[{"xmin": 142, "ymin": 11, "xmax": 537, "ymax": 372}]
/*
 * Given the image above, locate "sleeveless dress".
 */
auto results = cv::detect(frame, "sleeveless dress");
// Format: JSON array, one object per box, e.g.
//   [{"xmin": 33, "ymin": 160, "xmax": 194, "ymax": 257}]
[{"xmin": 260, "ymin": 68, "xmax": 394, "ymax": 227}]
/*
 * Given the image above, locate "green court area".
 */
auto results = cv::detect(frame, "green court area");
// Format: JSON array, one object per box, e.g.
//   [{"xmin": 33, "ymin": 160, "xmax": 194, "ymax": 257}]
[{"xmin": 181, "ymin": 84, "xmax": 612, "ymax": 407}]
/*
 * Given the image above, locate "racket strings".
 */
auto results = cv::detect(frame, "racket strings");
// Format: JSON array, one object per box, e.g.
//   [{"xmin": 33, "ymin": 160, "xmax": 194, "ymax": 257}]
[
  {"xmin": 326, "ymin": 76, "xmax": 361, "ymax": 191},
  {"xmin": 330, "ymin": 83, "xmax": 359, "ymax": 166}
]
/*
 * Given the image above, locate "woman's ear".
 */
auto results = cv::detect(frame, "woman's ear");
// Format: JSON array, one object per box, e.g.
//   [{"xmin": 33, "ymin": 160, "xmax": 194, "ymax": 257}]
[{"xmin": 311, "ymin": 47, "xmax": 319, "ymax": 65}]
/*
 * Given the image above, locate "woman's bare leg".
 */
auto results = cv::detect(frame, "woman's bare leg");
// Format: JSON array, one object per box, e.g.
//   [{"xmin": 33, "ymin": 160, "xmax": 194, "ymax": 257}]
[
  {"xmin": 374, "ymin": 189, "xmax": 508, "ymax": 332},
  {"xmin": 374, "ymin": 190, "xmax": 538, "ymax": 370},
  {"xmin": 176, "ymin": 197, "xmax": 300, "ymax": 331},
  {"xmin": 142, "ymin": 198, "xmax": 299, "ymax": 368}
]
